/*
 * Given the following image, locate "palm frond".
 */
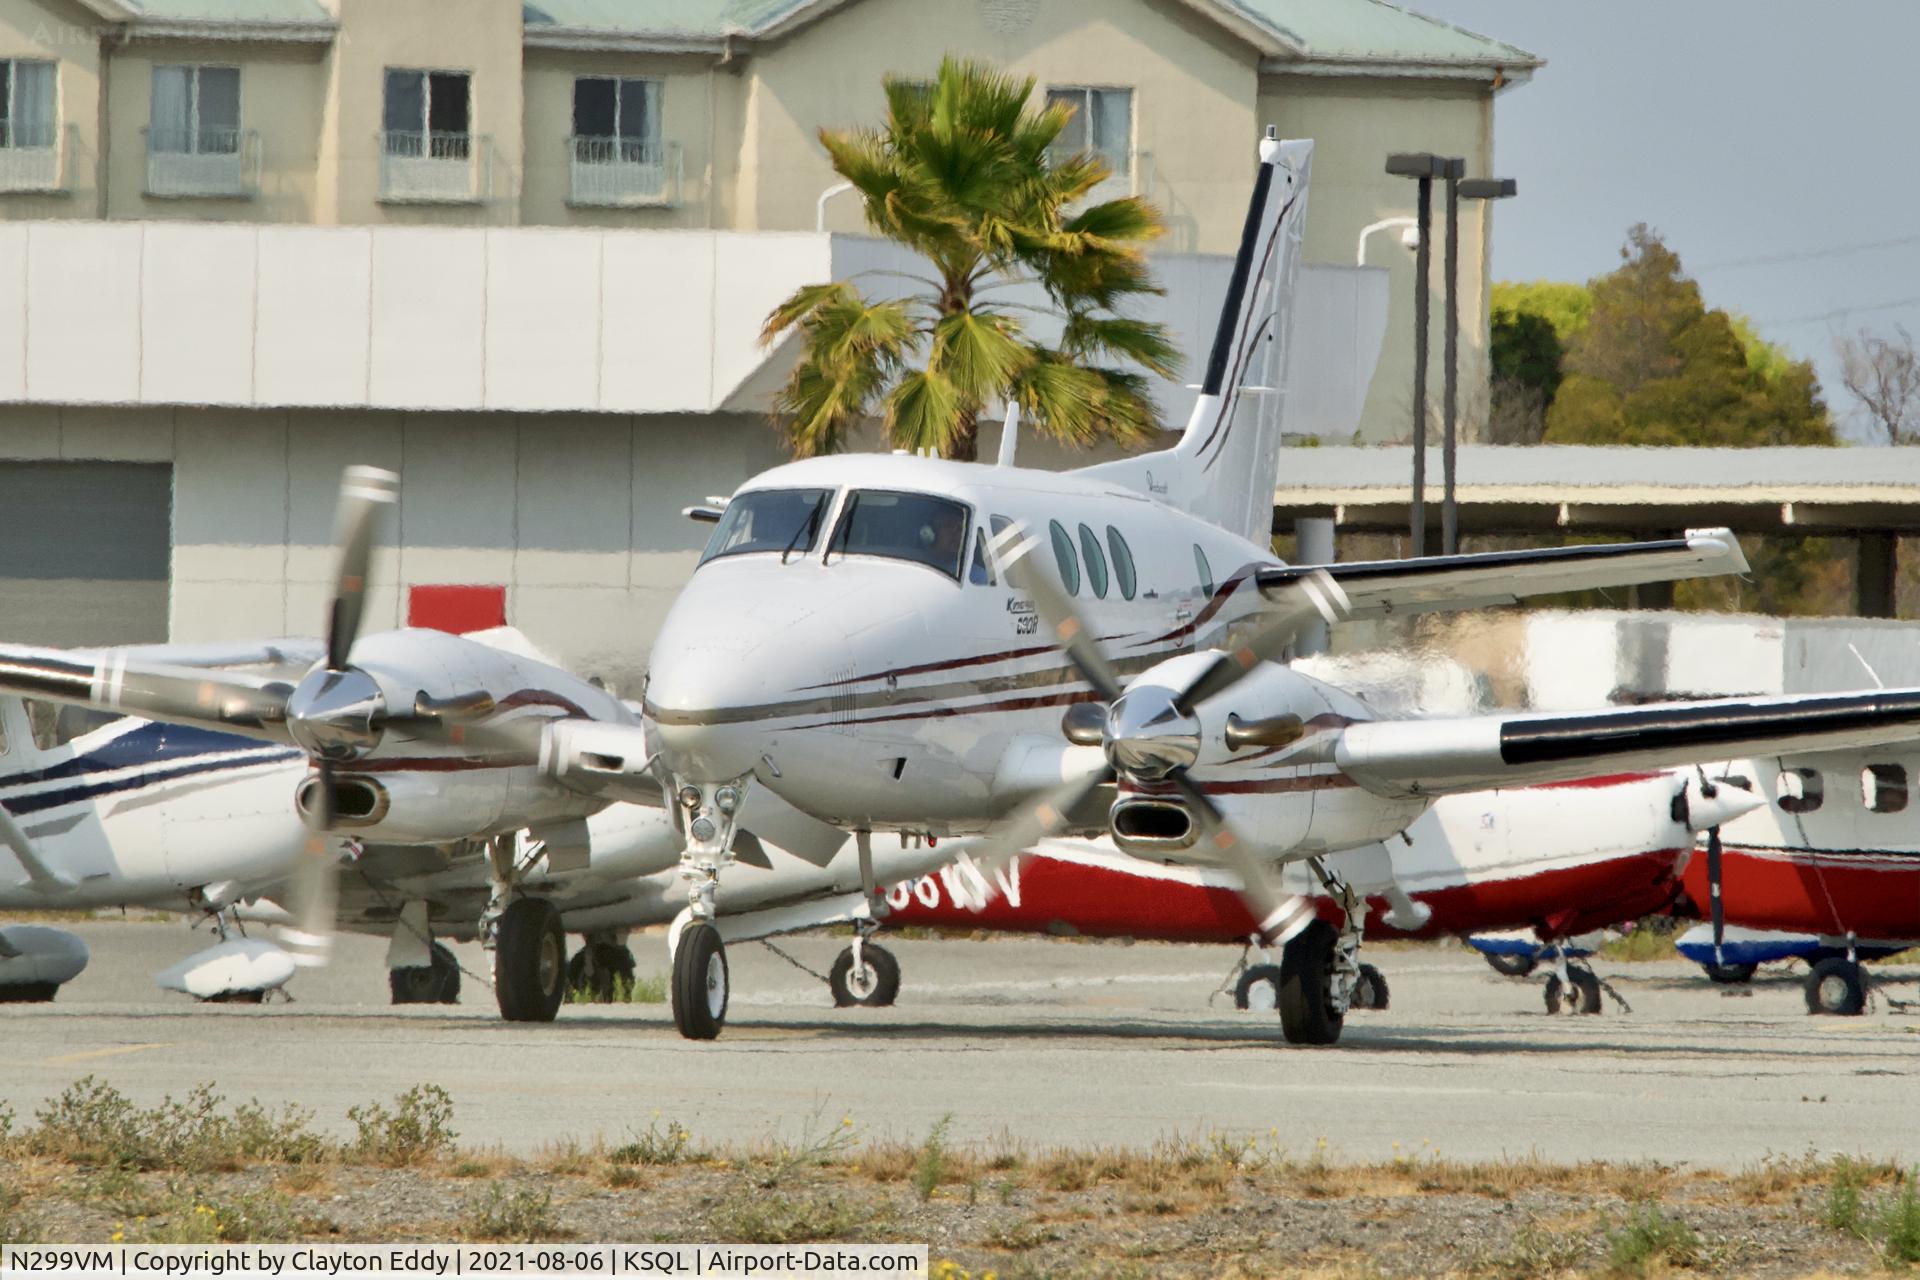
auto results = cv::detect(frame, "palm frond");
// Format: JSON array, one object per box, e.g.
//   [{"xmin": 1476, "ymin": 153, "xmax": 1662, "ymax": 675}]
[
  {"xmin": 1062, "ymin": 314, "xmax": 1181, "ymax": 378},
  {"xmin": 932, "ymin": 308, "xmax": 1032, "ymax": 403},
  {"xmin": 886, "ymin": 368, "xmax": 965, "ymax": 453}
]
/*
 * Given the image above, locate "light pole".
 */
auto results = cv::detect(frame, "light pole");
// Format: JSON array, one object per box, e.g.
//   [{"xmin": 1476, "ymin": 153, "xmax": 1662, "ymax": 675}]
[
  {"xmin": 1444, "ymin": 176, "xmax": 1518, "ymax": 554},
  {"xmin": 1385, "ymin": 153, "xmax": 1463, "ymax": 556},
  {"xmin": 1355, "ymin": 216, "xmax": 1419, "ymax": 266}
]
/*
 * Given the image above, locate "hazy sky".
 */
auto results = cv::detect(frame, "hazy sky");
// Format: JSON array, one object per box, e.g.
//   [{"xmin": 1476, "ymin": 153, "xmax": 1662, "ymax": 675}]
[{"xmin": 1404, "ymin": 0, "xmax": 1920, "ymax": 441}]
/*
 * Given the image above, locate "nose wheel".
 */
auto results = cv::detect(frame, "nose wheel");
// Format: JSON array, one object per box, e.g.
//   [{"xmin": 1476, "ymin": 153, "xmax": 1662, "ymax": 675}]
[
  {"xmin": 830, "ymin": 938, "xmax": 900, "ymax": 1007},
  {"xmin": 672, "ymin": 922, "xmax": 730, "ymax": 1039}
]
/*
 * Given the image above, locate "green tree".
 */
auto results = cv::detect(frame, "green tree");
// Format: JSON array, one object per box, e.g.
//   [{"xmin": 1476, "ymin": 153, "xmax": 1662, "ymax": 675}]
[
  {"xmin": 1543, "ymin": 225, "xmax": 1832, "ymax": 447},
  {"xmin": 762, "ymin": 58, "xmax": 1177, "ymax": 460}
]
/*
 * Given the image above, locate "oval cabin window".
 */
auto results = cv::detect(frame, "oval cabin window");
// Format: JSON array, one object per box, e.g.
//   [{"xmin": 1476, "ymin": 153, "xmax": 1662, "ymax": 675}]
[
  {"xmin": 1048, "ymin": 519, "xmax": 1081, "ymax": 596},
  {"xmin": 1777, "ymin": 767, "xmax": 1824, "ymax": 814}
]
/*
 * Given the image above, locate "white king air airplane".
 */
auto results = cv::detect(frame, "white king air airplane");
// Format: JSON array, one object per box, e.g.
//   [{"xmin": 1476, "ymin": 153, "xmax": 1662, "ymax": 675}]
[{"xmin": 639, "ymin": 132, "xmax": 1920, "ymax": 1041}]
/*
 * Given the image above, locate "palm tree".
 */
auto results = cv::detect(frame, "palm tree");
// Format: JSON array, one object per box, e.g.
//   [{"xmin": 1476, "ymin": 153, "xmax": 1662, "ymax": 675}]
[{"xmin": 763, "ymin": 57, "xmax": 1178, "ymax": 461}]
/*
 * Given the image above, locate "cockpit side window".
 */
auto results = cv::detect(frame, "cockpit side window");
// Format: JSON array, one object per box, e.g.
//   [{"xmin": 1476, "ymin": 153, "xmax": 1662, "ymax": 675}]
[
  {"xmin": 1778, "ymin": 767, "xmax": 1823, "ymax": 814},
  {"xmin": 827, "ymin": 489, "xmax": 971, "ymax": 580},
  {"xmin": 26, "ymin": 699, "xmax": 117, "ymax": 751},
  {"xmin": 1193, "ymin": 544, "xmax": 1215, "ymax": 597},
  {"xmin": 969, "ymin": 530, "xmax": 995, "ymax": 586},
  {"xmin": 699, "ymin": 488, "xmax": 835, "ymax": 565}
]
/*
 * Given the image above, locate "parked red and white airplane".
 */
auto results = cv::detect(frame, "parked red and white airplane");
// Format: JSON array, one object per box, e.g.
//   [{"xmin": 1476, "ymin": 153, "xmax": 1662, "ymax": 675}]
[
  {"xmin": 638, "ymin": 131, "xmax": 1920, "ymax": 1043},
  {"xmin": 876, "ymin": 771, "xmax": 1735, "ymax": 1017},
  {"xmin": 1670, "ymin": 752, "xmax": 1920, "ymax": 1015}
]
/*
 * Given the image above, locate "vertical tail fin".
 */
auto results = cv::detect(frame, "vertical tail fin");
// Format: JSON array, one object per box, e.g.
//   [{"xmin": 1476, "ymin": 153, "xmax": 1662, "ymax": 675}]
[{"xmin": 1077, "ymin": 133, "xmax": 1311, "ymax": 544}]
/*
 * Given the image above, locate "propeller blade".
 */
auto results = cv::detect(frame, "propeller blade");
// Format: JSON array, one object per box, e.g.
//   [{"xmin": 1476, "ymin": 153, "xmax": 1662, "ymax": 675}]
[
  {"xmin": 1706, "ymin": 824, "xmax": 1724, "ymax": 969},
  {"xmin": 325, "ymin": 466, "xmax": 400, "ymax": 670},
  {"xmin": 95, "ymin": 661, "xmax": 294, "ymax": 740},
  {"xmin": 993, "ymin": 523, "xmax": 1126, "ymax": 704},
  {"xmin": 282, "ymin": 762, "xmax": 341, "ymax": 967},
  {"xmin": 956, "ymin": 757, "xmax": 1113, "ymax": 877},
  {"xmin": 1165, "ymin": 772, "xmax": 1316, "ymax": 945},
  {"xmin": 1172, "ymin": 571, "xmax": 1347, "ymax": 715}
]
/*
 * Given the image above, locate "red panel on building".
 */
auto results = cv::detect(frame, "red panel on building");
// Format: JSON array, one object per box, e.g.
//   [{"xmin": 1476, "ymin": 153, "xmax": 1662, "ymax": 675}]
[{"xmin": 408, "ymin": 584, "xmax": 507, "ymax": 634}]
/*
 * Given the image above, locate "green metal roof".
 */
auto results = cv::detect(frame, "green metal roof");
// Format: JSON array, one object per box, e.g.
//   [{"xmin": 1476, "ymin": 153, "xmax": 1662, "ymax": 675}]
[
  {"xmin": 518, "ymin": 0, "xmax": 1539, "ymax": 68},
  {"xmin": 1234, "ymin": 0, "xmax": 1539, "ymax": 68},
  {"xmin": 124, "ymin": 0, "xmax": 333, "ymax": 24}
]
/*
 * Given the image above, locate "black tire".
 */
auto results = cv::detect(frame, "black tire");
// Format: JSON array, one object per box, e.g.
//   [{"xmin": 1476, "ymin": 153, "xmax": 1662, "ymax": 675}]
[
  {"xmin": 672, "ymin": 923, "xmax": 729, "ymax": 1041},
  {"xmin": 391, "ymin": 942, "xmax": 461, "ymax": 1005},
  {"xmin": 1234, "ymin": 963, "xmax": 1285, "ymax": 1011},
  {"xmin": 1806, "ymin": 957, "xmax": 1866, "ymax": 1016},
  {"xmin": 1703, "ymin": 962, "xmax": 1758, "ymax": 985},
  {"xmin": 829, "ymin": 943, "xmax": 900, "ymax": 1007},
  {"xmin": 1544, "ymin": 967, "xmax": 1602, "ymax": 1015},
  {"xmin": 495, "ymin": 899, "xmax": 565, "ymax": 1023},
  {"xmin": 1484, "ymin": 950, "xmax": 1538, "ymax": 978},
  {"xmin": 0, "ymin": 982, "xmax": 59, "ymax": 1003},
  {"xmin": 1352, "ymin": 962, "xmax": 1390, "ymax": 1012},
  {"xmin": 1277, "ymin": 920, "xmax": 1344, "ymax": 1046},
  {"xmin": 204, "ymin": 988, "xmax": 267, "ymax": 1005},
  {"xmin": 566, "ymin": 943, "xmax": 638, "ymax": 1002}
]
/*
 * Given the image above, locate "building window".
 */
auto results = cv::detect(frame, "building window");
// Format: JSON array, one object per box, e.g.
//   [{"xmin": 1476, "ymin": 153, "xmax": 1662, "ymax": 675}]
[
  {"xmin": 150, "ymin": 65, "xmax": 239, "ymax": 155},
  {"xmin": 1777, "ymin": 767, "xmax": 1823, "ymax": 814},
  {"xmin": 569, "ymin": 76, "xmax": 671, "ymax": 205},
  {"xmin": 1045, "ymin": 86, "xmax": 1131, "ymax": 178},
  {"xmin": 573, "ymin": 77, "xmax": 660, "ymax": 162},
  {"xmin": 382, "ymin": 68, "xmax": 471, "ymax": 160},
  {"xmin": 0, "ymin": 58, "xmax": 56, "ymax": 150},
  {"xmin": 1862, "ymin": 764, "xmax": 1908, "ymax": 814}
]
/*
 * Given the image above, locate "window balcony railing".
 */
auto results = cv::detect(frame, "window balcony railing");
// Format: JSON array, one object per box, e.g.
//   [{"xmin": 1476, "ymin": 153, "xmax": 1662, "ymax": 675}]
[
  {"xmin": 144, "ymin": 127, "xmax": 260, "ymax": 199},
  {"xmin": 568, "ymin": 137, "xmax": 681, "ymax": 208},
  {"xmin": 379, "ymin": 130, "xmax": 490, "ymax": 204},
  {"xmin": 0, "ymin": 121, "xmax": 70, "ymax": 195}
]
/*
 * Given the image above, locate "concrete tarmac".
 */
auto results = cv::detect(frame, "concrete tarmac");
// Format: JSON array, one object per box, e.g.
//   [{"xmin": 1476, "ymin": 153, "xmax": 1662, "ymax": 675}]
[{"xmin": 5, "ymin": 920, "xmax": 1920, "ymax": 1167}]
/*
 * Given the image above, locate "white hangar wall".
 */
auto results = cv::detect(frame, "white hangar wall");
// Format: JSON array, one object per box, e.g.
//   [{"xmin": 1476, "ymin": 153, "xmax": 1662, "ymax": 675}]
[{"xmin": 0, "ymin": 221, "xmax": 1387, "ymax": 687}]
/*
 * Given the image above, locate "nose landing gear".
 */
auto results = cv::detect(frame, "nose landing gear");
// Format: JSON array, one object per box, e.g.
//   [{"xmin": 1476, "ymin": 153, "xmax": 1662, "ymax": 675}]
[{"xmin": 667, "ymin": 775, "xmax": 751, "ymax": 1040}]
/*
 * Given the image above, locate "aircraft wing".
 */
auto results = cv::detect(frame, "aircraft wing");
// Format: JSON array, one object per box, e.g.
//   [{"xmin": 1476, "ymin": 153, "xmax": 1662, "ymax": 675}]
[
  {"xmin": 1334, "ymin": 688, "xmax": 1920, "ymax": 798},
  {"xmin": 1257, "ymin": 528, "xmax": 1746, "ymax": 620},
  {"xmin": 0, "ymin": 644, "xmax": 295, "ymax": 742}
]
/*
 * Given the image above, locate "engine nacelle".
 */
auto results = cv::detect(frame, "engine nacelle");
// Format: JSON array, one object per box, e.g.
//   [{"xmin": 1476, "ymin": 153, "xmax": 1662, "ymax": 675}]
[
  {"xmin": 154, "ymin": 939, "xmax": 296, "ymax": 1000},
  {"xmin": 294, "ymin": 768, "xmax": 516, "ymax": 843},
  {"xmin": 0, "ymin": 926, "xmax": 88, "ymax": 998}
]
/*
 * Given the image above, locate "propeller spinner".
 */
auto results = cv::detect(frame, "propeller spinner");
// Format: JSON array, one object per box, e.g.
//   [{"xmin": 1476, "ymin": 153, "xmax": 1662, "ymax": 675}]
[{"xmin": 965, "ymin": 525, "xmax": 1348, "ymax": 942}]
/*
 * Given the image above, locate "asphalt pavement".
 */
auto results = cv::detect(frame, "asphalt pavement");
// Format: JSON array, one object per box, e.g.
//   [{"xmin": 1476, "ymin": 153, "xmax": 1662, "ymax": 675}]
[{"xmin": 4, "ymin": 920, "xmax": 1918, "ymax": 1166}]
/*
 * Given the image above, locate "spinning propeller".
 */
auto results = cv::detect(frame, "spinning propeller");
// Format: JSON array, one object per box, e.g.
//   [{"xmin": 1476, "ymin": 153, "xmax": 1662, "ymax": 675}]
[
  {"xmin": 1674, "ymin": 770, "xmax": 1760, "ymax": 970},
  {"xmin": 964, "ymin": 525, "xmax": 1347, "ymax": 943}
]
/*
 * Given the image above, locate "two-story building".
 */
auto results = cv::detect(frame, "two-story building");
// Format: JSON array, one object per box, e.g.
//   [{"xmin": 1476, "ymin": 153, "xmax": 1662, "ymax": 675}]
[{"xmin": 0, "ymin": 0, "xmax": 1537, "ymax": 674}]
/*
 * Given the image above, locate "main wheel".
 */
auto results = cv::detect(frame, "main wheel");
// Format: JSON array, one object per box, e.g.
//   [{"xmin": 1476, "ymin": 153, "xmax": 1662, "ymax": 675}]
[
  {"xmin": 1277, "ymin": 920, "xmax": 1344, "ymax": 1046},
  {"xmin": 567, "ymin": 943, "xmax": 638, "ymax": 1002},
  {"xmin": 829, "ymin": 943, "xmax": 900, "ymax": 1007},
  {"xmin": 1806, "ymin": 957, "xmax": 1866, "ymax": 1016},
  {"xmin": 495, "ymin": 899, "xmax": 565, "ymax": 1023},
  {"xmin": 672, "ymin": 924, "xmax": 729, "ymax": 1040},
  {"xmin": 0, "ymin": 982, "xmax": 58, "ymax": 1003},
  {"xmin": 391, "ymin": 942, "xmax": 461, "ymax": 1005},
  {"xmin": 1352, "ymin": 962, "xmax": 1390, "ymax": 1011},
  {"xmin": 1703, "ymin": 961, "xmax": 1757, "ymax": 985},
  {"xmin": 1544, "ymin": 966, "xmax": 1602, "ymax": 1015},
  {"xmin": 1484, "ymin": 951, "xmax": 1538, "ymax": 978},
  {"xmin": 1234, "ymin": 964, "xmax": 1285, "ymax": 1011}
]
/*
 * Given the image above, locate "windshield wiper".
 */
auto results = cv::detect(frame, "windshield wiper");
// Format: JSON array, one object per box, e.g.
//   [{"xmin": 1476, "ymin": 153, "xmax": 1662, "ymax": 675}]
[{"xmin": 781, "ymin": 499, "xmax": 826, "ymax": 565}]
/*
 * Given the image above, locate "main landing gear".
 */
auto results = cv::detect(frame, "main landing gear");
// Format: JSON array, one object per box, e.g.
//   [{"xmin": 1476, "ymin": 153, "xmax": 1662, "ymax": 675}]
[
  {"xmin": 478, "ymin": 835, "xmax": 566, "ymax": 1023},
  {"xmin": 1807, "ymin": 936, "xmax": 1868, "ymax": 1016},
  {"xmin": 387, "ymin": 900, "xmax": 460, "ymax": 1005},
  {"xmin": 1538, "ymin": 943, "xmax": 1628, "ymax": 1016},
  {"xmin": 1223, "ymin": 862, "xmax": 1386, "ymax": 1045},
  {"xmin": 567, "ymin": 934, "xmax": 638, "ymax": 1002}
]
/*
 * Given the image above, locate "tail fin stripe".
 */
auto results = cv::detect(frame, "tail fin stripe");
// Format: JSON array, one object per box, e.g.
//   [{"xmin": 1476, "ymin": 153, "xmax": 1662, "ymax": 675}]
[
  {"xmin": 1192, "ymin": 192, "xmax": 1296, "ymax": 463},
  {"xmin": 1200, "ymin": 163, "xmax": 1278, "ymax": 396}
]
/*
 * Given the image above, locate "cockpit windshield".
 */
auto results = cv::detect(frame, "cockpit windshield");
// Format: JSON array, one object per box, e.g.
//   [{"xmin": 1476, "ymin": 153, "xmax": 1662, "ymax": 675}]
[
  {"xmin": 827, "ymin": 490, "xmax": 970, "ymax": 580},
  {"xmin": 699, "ymin": 488, "xmax": 834, "ymax": 565}
]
